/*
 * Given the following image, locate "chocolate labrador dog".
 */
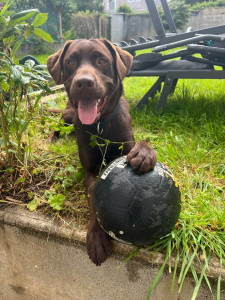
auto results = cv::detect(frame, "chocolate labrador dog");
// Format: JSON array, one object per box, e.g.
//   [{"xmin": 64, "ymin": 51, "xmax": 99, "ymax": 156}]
[{"xmin": 47, "ymin": 39, "xmax": 157, "ymax": 266}]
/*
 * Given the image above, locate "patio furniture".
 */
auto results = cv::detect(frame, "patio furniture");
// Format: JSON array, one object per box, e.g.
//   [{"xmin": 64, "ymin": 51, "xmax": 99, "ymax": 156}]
[{"xmin": 118, "ymin": 0, "xmax": 225, "ymax": 111}]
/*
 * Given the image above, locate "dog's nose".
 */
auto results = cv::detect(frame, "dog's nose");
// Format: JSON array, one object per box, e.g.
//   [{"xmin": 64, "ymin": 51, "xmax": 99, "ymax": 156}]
[{"xmin": 75, "ymin": 75, "xmax": 94, "ymax": 89}]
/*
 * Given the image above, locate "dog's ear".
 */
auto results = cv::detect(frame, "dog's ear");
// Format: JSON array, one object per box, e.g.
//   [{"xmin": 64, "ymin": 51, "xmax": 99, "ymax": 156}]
[
  {"xmin": 47, "ymin": 40, "xmax": 73, "ymax": 84},
  {"xmin": 101, "ymin": 39, "xmax": 133, "ymax": 81}
]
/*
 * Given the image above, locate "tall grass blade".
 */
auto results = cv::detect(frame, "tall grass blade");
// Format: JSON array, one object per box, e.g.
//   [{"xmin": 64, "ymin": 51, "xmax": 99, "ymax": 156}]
[
  {"xmin": 217, "ymin": 257, "xmax": 223, "ymax": 300},
  {"xmin": 171, "ymin": 246, "xmax": 180, "ymax": 294},
  {"xmin": 147, "ymin": 253, "xmax": 170, "ymax": 300},
  {"xmin": 191, "ymin": 252, "xmax": 212, "ymax": 300},
  {"xmin": 121, "ymin": 247, "xmax": 141, "ymax": 265}
]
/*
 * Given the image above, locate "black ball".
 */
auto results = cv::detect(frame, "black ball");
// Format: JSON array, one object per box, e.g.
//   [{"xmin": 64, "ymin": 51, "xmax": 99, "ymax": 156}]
[{"xmin": 93, "ymin": 156, "xmax": 181, "ymax": 246}]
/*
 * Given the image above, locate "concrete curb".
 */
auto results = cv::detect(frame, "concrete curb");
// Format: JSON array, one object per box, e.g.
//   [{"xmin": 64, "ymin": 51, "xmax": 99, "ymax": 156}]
[{"xmin": 0, "ymin": 206, "xmax": 224, "ymax": 280}]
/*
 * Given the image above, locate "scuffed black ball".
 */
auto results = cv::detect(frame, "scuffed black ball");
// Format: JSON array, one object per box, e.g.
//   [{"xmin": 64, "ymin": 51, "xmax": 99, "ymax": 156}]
[{"xmin": 93, "ymin": 156, "xmax": 181, "ymax": 246}]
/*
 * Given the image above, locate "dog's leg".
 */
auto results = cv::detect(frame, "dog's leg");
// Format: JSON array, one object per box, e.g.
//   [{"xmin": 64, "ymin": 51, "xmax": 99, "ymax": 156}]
[{"xmin": 85, "ymin": 171, "xmax": 112, "ymax": 266}]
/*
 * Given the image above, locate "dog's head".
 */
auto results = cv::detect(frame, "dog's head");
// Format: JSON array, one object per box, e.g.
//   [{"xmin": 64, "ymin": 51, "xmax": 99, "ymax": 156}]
[{"xmin": 47, "ymin": 39, "xmax": 133, "ymax": 125}]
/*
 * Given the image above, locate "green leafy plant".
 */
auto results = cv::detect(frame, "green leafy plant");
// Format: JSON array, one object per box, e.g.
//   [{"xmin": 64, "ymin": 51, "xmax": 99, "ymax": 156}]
[
  {"xmin": 75, "ymin": 0, "xmax": 104, "ymax": 13},
  {"xmin": 43, "ymin": 190, "xmax": 65, "ymax": 211},
  {"xmin": 184, "ymin": 0, "xmax": 219, "ymax": 6},
  {"xmin": 0, "ymin": 1, "xmax": 52, "ymax": 168},
  {"xmin": 27, "ymin": 195, "xmax": 41, "ymax": 211},
  {"xmin": 53, "ymin": 163, "xmax": 84, "ymax": 190},
  {"xmin": 116, "ymin": 4, "xmax": 134, "ymax": 14},
  {"xmin": 89, "ymin": 133, "xmax": 126, "ymax": 171},
  {"xmin": 52, "ymin": 118, "xmax": 75, "ymax": 136},
  {"xmin": 159, "ymin": 0, "xmax": 190, "ymax": 30},
  {"xmin": 190, "ymin": 0, "xmax": 225, "ymax": 11}
]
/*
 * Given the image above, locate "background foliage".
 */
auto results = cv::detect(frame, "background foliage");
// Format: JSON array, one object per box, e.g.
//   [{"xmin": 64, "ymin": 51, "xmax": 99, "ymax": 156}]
[
  {"xmin": 11, "ymin": 0, "xmax": 74, "ymax": 40},
  {"xmin": 184, "ymin": 0, "xmax": 218, "ymax": 5},
  {"xmin": 116, "ymin": 4, "xmax": 134, "ymax": 14},
  {"xmin": 75, "ymin": 0, "xmax": 104, "ymax": 13},
  {"xmin": 68, "ymin": 12, "xmax": 109, "ymax": 40},
  {"xmin": 190, "ymin": 0, "xmax": 225, "ymax": 11},
  {"xmin": 159, "ymin": 0, "xmax": 190, "ymax": 30}
]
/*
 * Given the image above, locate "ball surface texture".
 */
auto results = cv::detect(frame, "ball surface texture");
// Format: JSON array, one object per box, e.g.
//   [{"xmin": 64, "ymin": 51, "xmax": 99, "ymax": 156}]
[{"xmin": 93, "ymin": 156, "xmax": 181, "ymax": 245}]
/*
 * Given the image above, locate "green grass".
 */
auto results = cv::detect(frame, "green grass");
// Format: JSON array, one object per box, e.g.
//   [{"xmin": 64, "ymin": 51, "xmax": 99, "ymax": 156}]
[{"xmin": 15, "ymin": 54, "xmax": 51, "ymax": 65}]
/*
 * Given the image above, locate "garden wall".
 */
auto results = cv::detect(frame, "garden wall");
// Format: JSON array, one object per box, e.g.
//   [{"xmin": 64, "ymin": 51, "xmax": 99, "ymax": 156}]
[
  {"xmin": 0, "ymin": 206, "xmax": 224, "ymax": 300},
  {"xmin": 111, "ymin": 7, "xmax": 225, "ymax": 43},
  {"xmin": 189, "ymin": 7, "xmax": 225, "ymax": 31},
  {"xmin": 111, "ymin": 13, "xmax": 155, "ymax": 43},
  {"xmin": 70, "ymin": 14, "xmax": 110, "ymax": 40}
]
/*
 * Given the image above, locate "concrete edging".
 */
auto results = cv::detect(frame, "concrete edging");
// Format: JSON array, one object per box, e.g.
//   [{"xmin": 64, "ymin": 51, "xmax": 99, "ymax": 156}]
[{"xmin": 0, "ymin": 206, "xmax": 224, "ymax": 300}]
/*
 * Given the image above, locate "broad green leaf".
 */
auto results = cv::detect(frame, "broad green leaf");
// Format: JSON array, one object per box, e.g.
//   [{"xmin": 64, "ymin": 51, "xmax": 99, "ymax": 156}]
[
  {"xmin": 3, "ymin": 28, "xmax": 18, "ymax": 38},
  {"xmin": 27, "ymin": 196, "xmax": 40, "ymax": 212},
  {"xmin": 0, "ymin": 81, "xmax": 9, "ymax": 92},
  {"xmin": 33, "ymin": 28, "xmax": 53, "ymax": 43},
  {"xmin": 34, "ymin": 64, "xmax": 47, "ymax": 70},
  {"xmin": 0, "ymin": 58, "xmax": 11, "ymax": 66},
  {"xmin": 12, "ymin": 39, "xmax": 22, "ymax": 55},
  {"xmin": 8, "ymin": 9, "xmax": 38, "ymax": 27},
  {"xmin": 24, "ymin": 59, "xmax": 36, "ymax": 69},
  {"xmin": 33, "ymin": 13, "xmax": 48, "ymax": 28},
  {"xmin": 16, "ymin": 176, "xmax": 26, "ymax": 183},
  {"xmin": 24, "ymin": 24, "xmax": 33, "ymax": 38},
  {"xmin": 10, "ymin": 65, "xmax": 30, "ymax": 85},
  {"xmin": 66, "ymin": 165, "xmax": 75, "ymax": 173},
  {"xmin": 3, "ymin": 10, "xmax": 15, "ymax": 18},
  {"xmin": 10, "ymin": 65, "xmax": 22, "ymax": 83},
  {"xmin": 48, "ymin": 194, "xmax": 65, "ymax": 210},
  {"xmin": 0, "ymin": 14, "xmax": 6, "ymax": 31},
  {"xmin": 0, "ymin": 52, "xmax": 13, "ymax": 64},
  {"xmin": 74, "ymin": 171, "xmax": 84, "ymax": 183}
]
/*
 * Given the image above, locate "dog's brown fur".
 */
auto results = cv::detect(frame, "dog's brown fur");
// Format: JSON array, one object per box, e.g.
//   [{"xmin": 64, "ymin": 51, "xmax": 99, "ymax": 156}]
[{"xmin": 47, "ymin": 39, "xmax": 157, "ymax": 265}]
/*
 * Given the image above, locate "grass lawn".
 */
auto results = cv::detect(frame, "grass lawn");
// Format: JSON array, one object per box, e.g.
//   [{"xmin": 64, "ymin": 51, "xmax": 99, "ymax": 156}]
[{"xmin": 3, "ymin": 53, "xmax": 225, "ymax": 298}]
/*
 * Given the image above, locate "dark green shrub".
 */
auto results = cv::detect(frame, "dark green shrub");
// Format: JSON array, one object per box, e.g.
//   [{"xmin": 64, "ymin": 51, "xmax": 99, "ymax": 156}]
[
  {"xmin": 0, "ymin": 1, "xmax": 52, "ymax": 168},
  {"xmin": 116, "ymin": 4, "xmax": 134, "ymax": 14},
  {"xmin": 191, "ymin": 0, "xmax": 225, "ymax": 11}
]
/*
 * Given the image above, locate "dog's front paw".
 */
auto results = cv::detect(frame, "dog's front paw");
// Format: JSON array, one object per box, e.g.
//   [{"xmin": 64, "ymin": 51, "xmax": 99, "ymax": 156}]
[
  {"xmin": 126, "ymin": 141, "xmax": 157, "ymax": 173},
  {"xmin": 87, "ymin": 220, "xmax": 112, "ymax": 266},
  {"xmin": 47, "ymin": 129, "xmax": 60, "ymax": 143}
]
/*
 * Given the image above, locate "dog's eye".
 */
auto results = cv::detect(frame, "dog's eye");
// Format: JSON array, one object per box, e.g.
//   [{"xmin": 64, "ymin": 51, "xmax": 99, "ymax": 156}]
[
  {"xmin": 98, "ymin": 58, "xmax": 107, "ymax": 65},
  {"xmin": 67, "ymin": 59, "xmax": 76, "ymax": 67}
]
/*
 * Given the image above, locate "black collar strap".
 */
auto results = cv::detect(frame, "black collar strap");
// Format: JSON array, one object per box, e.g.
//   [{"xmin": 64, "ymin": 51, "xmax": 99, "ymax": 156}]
[{"xmin": 96, "ymin": 101, "xmax": 120, "ymax": 135}]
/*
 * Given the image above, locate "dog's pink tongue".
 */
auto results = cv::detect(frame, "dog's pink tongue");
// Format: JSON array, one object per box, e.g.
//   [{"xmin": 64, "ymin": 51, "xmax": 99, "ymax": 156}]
[{"xmin": 78, "ymin": 99, "xmax": 98, "ymax": 125}]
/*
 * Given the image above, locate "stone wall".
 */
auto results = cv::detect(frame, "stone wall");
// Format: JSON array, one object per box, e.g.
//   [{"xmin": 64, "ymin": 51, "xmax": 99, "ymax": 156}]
[
  {"xmin": 189, "ymin": 7, "xmax": 225, "ymax": 31},
  {"xmin": 111, "ymin": 13, "xmax": 155, "ymax": 43},
  {"xmin": 111, "ymin": 7, "xmax": 225, "ymax": 43}
]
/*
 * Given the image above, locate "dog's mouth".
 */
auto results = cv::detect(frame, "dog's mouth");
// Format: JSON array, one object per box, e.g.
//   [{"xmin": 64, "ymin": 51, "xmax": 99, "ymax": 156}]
[{"xmin": 77, "ymin": 96, "xmax": 107, "ymax": 125}]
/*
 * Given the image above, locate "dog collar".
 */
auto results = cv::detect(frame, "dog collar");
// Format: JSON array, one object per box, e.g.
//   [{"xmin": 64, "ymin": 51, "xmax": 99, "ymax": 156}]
[{"xmin": 96, "ymin": 101, "xmax": 120, "ymax": 135}]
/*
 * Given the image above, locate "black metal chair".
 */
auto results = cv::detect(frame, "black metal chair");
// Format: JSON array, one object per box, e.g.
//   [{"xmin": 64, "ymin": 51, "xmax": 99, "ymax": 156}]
[{"xmin": 118, "ymin": 0, "xmax": 225, "ymax": 111}]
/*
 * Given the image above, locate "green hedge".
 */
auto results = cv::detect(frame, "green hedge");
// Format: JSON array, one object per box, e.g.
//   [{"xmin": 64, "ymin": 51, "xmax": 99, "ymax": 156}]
[{"xmin": 191, "ymin": 0, "xmax": 225, "ymax": 11}]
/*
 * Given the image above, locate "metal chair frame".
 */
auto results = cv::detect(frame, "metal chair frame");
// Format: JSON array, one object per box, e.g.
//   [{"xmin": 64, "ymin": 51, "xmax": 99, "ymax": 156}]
[{"xmin": 118, "ymin": 0, "xmax": 225, "ymax": 110}]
